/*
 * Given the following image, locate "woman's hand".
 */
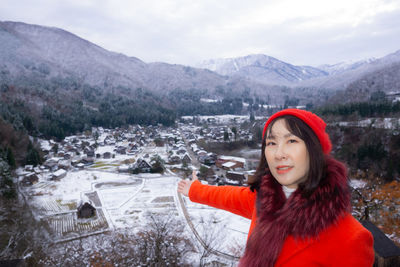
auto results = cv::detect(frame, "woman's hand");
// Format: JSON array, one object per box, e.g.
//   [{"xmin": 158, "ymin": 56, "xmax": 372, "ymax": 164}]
[{"xmin": 177, "ymin": 170, "xmax": 198, "ymax": 197}]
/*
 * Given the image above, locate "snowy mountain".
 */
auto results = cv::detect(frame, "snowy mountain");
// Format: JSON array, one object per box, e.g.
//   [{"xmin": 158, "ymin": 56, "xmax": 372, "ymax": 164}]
[
  {"xmin": 197, "ymin": 51, "xmax": 400, "ymax": 91},
  {"xmin": 196, "ymin": 54, "xmax": 328, "ymax": 86},
  {"xmin": 317, "ymin": 58, "xmax": 376, "ymax": 75},
  {"xmin": 1, "ymin": 21, "xmax": 271, "ymax": 96},
  {"xmin": 329, "ymin": 61, "xmax": 400, "ymax": 103},
  {"xmin": 296, "ymin": 50, "xmax": 400, "ymax": 90},
  {"xmin": 1, "ymin": 20, "xmax": 400, "ymax": 105}
]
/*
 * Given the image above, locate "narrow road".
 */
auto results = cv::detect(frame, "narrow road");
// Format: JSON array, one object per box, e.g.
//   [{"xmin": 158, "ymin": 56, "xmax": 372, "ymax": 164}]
[{"xmin": 176, "ymin": 191, "xmax": 240, "ymax": 262}]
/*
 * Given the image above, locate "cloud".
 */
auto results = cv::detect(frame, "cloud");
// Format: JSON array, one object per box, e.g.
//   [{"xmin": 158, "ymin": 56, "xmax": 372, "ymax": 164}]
[{"xmin": 0, "ymin": 0, "xmax": 399, "ymax": 66}]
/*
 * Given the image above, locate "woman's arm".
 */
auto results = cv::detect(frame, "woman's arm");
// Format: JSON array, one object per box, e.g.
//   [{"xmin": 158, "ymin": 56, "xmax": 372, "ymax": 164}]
[{"xmin": 178, "ymin": 175, "xmax": 256, "ymax": 220}]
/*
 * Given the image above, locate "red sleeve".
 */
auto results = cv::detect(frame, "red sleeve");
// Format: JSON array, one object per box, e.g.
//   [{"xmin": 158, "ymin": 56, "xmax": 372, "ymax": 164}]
[
  {"xmin": 333, "ymin": 216, "xmax": 375, "ymax": 267},
  {"xmin": 188, "ymin": 180, "xmax": 256, "ymax": 219}
]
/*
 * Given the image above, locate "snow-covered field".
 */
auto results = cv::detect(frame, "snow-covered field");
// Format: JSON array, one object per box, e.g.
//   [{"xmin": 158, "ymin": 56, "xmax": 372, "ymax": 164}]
[{"xmin": 20, "ymin": 144, "xmax": 251, "ymax": 258}]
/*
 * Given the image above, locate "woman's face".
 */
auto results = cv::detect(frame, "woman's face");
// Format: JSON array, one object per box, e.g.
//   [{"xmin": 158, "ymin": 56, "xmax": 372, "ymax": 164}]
[{"xmin": 264, "ymin": 119, "xmax": 310, "ymax": 189}]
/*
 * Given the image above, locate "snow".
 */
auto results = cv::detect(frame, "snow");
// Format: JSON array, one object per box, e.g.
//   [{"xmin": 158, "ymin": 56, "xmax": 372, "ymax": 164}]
[
  {"xmin": 222, "ymin": 161, "xmax": 237, "ymax": 168},
  {"xmin": 200, "ymin": 98, "xmax": 218, "ymax": 103},
  {"xmin": 53, "ymin": 169, "xmax": 67, "ymax": 177},
  {"xmin": 20, "ymin": 143, "xmax": 250, "ymax": 260},
  {"xmin": 39, "ymin": 139, "xmax": 53, "ymax": 151},
  {"xmin": 219, "ymin": 155, "xmax": 246, "ymax": 163},
  {"xmin": 336, "ymin": 118, "xmax": 400, "ymax": 129},
  {"xmin": 349, "ymin": 179, "xmax": 367, "ymax": 189}
]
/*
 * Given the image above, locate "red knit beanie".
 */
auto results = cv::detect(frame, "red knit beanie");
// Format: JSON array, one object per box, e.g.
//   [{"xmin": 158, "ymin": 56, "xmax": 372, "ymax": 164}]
[{"xmin": 262, "ymin": 109, "xmax": 332, "ymax": 154}]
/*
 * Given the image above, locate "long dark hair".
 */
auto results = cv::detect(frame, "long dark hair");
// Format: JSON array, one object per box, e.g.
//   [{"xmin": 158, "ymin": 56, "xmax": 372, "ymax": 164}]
[{"xmin": 249, "ymin": 115, "xmax": 326, "ymax": 197}]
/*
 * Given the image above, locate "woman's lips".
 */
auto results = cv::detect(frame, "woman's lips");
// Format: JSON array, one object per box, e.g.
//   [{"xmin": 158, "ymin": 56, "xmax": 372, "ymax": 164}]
[{"xmin": 276, "ymin": 165, "xmax": 293, "ymax": 174}]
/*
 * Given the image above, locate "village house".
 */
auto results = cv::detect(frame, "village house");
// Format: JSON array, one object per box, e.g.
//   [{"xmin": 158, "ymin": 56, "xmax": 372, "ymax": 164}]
[
  {"xmin": 181, "ymin": 153, "xmax": 192, "ymax": 165},
  {"xmin": 51, "ymin": 169, "xmax": 67, "ymax": 180},
  {"xmin": 63, "ymin": 152, "xmax": 73, "ymax": 160},
  {"xmin": 86, "ymin": 149, "xmax": 95, "ymax": 157},
  {"xmin": 21, "ymin": 173, "xmax": 39, "ymax": 186},
  {"xmin": 24, "ymin": 165, "xmax": 34, "ymax": 172},
  {"xmin": 77, "ymin": 201, "xmax": 96, "ymax": 219},
  {"xmin": 43, "ymin": 158, "xmax": 59, "ymax": 172},
  {"xmin": 81, "ymin": 157, "xmax": 94, "ymax": 165},
  {"xmin": 177, "ymin": 146, "xmax": 187, "ymax": 155},
  {"xmin": 226, "ymin": 171, "xmax": 246, "ymax": 186},
  {"xmin": 135, "ymin": 158, "xmax": 152, "ymax": 173},
  {"xmin": 168, "ymin": 154, "xmax": 181, "ymax": 165},
  {"xmin": 58, "ymin": 160, "xmax": 71, "ymax": 170},
  {"xmin": 103, "ymin": 152, "xmax": 112, "ymax": 159},
  {"xmin": 196, "ymin": 150, "xmax": 207, "ymax": 157},
  {"xmin": 216, "ymin": 155, "xmax": 246, "ymax": 170}
]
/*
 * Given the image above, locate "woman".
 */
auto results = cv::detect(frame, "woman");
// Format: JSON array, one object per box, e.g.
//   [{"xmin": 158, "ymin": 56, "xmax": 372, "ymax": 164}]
[{"xmin": 178, "ymin": 109, "xmax": 374, "ymax": 266}]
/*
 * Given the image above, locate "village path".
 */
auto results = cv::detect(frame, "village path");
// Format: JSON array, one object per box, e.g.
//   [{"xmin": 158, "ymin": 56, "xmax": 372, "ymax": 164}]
[
  {"xmin": 180, "ymin": 133, "xmax": 200, "ymax": 169},
  {"xmin": 170, "ymin": 167, "xmax": 239, "ymax": 263}
]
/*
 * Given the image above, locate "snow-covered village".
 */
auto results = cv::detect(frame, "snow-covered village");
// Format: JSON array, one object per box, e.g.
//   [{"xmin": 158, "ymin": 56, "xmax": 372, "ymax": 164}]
[
  {"xmin": 13, "ymin": 115, "xmax": 261, "ymax": 266},
  {"xmin": 4, "ymin": 113, "xmax": 397, "ymax": 266},
  {"xmin": 2, "ymin": 7, "xmax": 400, "ymax": 265}
]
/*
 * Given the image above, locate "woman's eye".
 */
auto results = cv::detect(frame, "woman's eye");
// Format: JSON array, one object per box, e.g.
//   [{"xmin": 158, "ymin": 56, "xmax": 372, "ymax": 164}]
[
  {"xmin": 266, "ymin": 141, "xmax": 275, "ymax": 146},
  {"xmin": 288, "ymin": 139, "xmax": 298, "ymax": 143}
]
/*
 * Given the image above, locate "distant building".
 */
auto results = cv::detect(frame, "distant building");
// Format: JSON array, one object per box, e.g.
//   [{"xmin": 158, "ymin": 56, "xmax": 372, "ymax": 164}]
[
  {"xmin": 21, "ymin": 173, "xmax": 39, "ymax": 186},
  {"xmin": 216, "ymin": 155, "xmax": 246, "ymax": 170},
  {"xmin": 181, "ymin": 153, "xmax": 192, "ymax": 165},
  {"xmin": 135, "ymin": 159, "xmax": 152, "ymax": 173},
  {"xmin": 103, "ymin": 152, "xmax": 112, "ymax": 159},
  {"xmin": 77, "ymin": 201, "xmax": 96, "ymax": 219},
  {"xmin": 226, "ymin": 171, "xmax": 246, "ymax": 185},
  {"xmin": 51, "ymin": 169, "xmax": 67, "ymax": 180}
]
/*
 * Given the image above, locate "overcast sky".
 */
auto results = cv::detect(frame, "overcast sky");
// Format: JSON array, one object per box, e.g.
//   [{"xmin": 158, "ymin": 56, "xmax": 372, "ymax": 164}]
[{"xmin": 1, "ymin": 0, "xmax": 400, "ymax": 67}]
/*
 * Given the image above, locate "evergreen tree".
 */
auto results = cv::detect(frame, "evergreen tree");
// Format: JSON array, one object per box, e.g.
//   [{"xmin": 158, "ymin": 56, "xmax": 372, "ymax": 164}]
[
  {"xmin": 231, "ymin": 127, "xmax": 237, "ymax": 140},
  {"xmin": 6, "ymin": 147, "xmax": 16, "ymax": 169},
  {"xmin": 250, "ymin": 111, "xmax": 255, "ymax": 122},
  {"xmin": 224, "ymin": 131, "xmax": 229, "ymax": 142},
  {"xmin": 150, "ymin": 155, "xmax": 165, "ymax": 173},
  {"xmin": 26, "ymin": 142, "xmax": 42, "ymax": 166},
  {"xmin": 0, "ymin": 158, "xmax": 16, "ymax": 198}
]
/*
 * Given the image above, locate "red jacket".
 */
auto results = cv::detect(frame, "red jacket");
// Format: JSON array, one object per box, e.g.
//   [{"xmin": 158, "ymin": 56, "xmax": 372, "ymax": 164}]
[{"xmin": 189, "ymin": 161, "xmax": 374, "ymax": 266}]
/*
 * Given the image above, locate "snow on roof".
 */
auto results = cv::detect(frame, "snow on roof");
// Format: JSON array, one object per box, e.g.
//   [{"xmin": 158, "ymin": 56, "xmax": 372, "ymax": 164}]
[
  {"xmin": 222, "ymin": 161, "xmax": 237, "ymax": 168},
  {"xmin": 219, "ymin": 155, "xmax": 246, "ymax": 163},
  {"xmin": 53, "ymin": 169, "xmax": 67, "ymax": 177}
]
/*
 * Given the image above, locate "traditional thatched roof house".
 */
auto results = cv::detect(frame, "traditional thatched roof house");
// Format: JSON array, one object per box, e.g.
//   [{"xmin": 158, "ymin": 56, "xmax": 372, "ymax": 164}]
[
  {"xmin": 103, "ymin": 152, "xmax": 112, "ymax": 159},
  {"xmin": 77, "ymin": 199, "xmax": 96, "ymax": 219},
  {"xmin": 182, "ymin": 153, "xmax": 192, "ymax": 165},
  {"xmin": 135, "ymin": 158, "xmax": 152, "ymax": 173},
  {"xmin": 21, "ymin": 173, "xmax": 39, "ymax": 186},
  {"xmin": 169, "ymin": 154, "xmax": 181, "ymax": 164}
]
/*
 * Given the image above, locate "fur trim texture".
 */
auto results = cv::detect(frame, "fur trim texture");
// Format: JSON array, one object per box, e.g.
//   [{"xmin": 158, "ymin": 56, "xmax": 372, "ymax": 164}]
[{"xmin": 239, "ymin": 157, "xmax": 351, "ymax": 267}]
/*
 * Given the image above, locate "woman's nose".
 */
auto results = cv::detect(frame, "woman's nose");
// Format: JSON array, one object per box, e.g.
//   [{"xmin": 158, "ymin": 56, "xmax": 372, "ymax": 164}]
[{"xmin": 274, "ymin": 144, "xmax": 287, "ymax": 160}]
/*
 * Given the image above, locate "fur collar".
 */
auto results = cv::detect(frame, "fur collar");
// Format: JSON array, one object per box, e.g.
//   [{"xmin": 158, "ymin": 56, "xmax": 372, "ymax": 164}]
[{"xmin": 239, "ymin": 157, "xmax": 351, "ymax": 267}]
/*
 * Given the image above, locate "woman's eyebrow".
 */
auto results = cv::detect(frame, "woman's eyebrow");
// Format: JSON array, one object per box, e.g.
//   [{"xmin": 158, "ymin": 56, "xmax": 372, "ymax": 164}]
[
  {"xmin": 266, "ymin": 133, "xmax": 294, "ymax": 139},
  {"xmin": 284, "ymin": 133, "xmax": 294, "ymax": 138},
  {"xmin": 266, "ymin": 134, "xmax": 275, "ymax": 139}
]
